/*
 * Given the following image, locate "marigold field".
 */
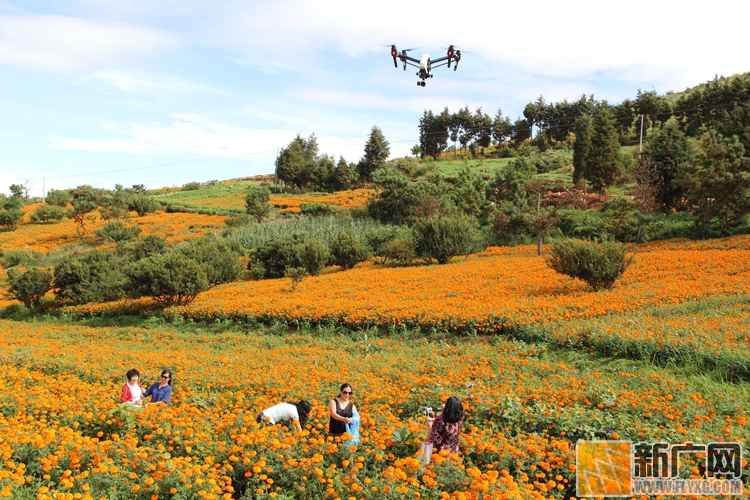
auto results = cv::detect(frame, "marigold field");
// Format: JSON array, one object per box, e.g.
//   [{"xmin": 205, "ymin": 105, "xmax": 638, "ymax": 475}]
[{"xmin": 1, "ymin": 209, "xmax": 749, "ymax": 499}]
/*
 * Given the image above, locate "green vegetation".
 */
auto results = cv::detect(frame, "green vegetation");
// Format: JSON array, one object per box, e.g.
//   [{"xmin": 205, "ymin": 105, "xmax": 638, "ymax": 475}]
[{"xmin": 547, "ymin": 238, "xmax": 634, "ymax": 291}]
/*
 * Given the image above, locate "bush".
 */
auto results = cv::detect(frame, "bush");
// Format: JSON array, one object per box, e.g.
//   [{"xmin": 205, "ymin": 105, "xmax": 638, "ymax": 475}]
[
  {"xmin": 45, "ymin": 188, "xmax": 72, "ymax": 207},
  {"xmin": 129, "ymin": 235, "xmax": 168, "ymax": 260},
  {"xmin": 383, "ymin": 236, "xmax": 417, "ymax": 265},
  {"xmin": 129, "ymin": 195, "xmax": 160, "ymax": 216},
  {"xmin": 224, "ymin": 213, "xmax": 255, "ymax": 228},
  {"xmin": 0, "ymin": 209, "xmax": 23, "ymax": 230},
  {"xmin": 547, "ymin": 239, "xmax": 634, "ymax": 291},
  {"xmin": 297, "ymin": 239, "xmax": 329, "ymax": 277},
  {"xmin": 29, "ymin": 205, "xmax": 67, "ymax": 223},
  {"xmin": 127, "ymin": 252, "xmax": 208, "ymax": 306},
  {"xmin": 366, "ymin": 226, "xmax": 401, "ymax": 264},
  {"xmin": 284, "ymin": 266, "xmax": 308, "ymax": 291},
  {"xmin": 182, "ymin": 182, "xmax": 202, "ymax": 191},
  {"xmin": 175, "ymin": 235, "xmax": 244, "ymax": 287},
  {"xmin": 329, "ymin": 231, "xmax": 369, "ymax": 270},
  {"xmin": 251, "ymin": 235, "xmax": 306, "ymax": 279},
  {"xmin": 245, "ymin": 186, "xmax": 272, "ymax": 222},
  {"xmin": 414, "ymin": 214, "xmax": 473, "ymax": 264},
  {"xmin": 533, "ymin": 150, "xmax": 572, "ymax": 173},
  {"xmin": 5, "ymin": 267, "xmax": 52, "ymax": 312},
  {"xmin": 496, "ymin": 146, "xmax": 517, "ymax": 158},
  {"xmin": 558, "ymin": 209, "xmax": 606, "ymax": 240},
  {"xmin": 53, "ymin": 251, "xmax": 128, "ymax": 304},
  {"xmin": 96, "ymin": 221, "xmax": 143, "ymax": 243},
  {"xmin": 0, "ymin": 250, "xmax": 41, "ymax": 269},
  {"xmin": 300, "ymin": 202, "xmax": 339, "ymax": 216}
]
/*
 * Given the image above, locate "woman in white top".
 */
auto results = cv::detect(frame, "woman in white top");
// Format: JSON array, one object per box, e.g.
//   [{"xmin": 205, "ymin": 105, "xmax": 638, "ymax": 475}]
[
  {"xmin": 120, "ymin": 368, "xmax": 143, "ymax": 404},
  {"xmin": 257, "ymin": 400, "xmax": 311, "ymax": 433}
]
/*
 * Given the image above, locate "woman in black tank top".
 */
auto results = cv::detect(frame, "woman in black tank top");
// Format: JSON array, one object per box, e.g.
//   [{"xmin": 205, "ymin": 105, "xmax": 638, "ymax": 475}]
[{"xmin": 328, "ymin": 383, "xmax": 356, "ymax": 436}]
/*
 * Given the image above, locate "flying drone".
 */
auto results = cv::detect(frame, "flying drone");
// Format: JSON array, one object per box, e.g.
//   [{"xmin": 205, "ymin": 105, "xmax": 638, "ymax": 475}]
[{"xmin": 390, "ymin": 44, "xmax": 462, "ymax": 87}]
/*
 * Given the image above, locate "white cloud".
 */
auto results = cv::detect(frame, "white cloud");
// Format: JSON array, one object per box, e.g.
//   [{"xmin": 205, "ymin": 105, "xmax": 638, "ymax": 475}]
[
  {"xmin": 90, "ymin": 70, "xmax": 213, "ymax": 95},
  {"xmin": 0, "ymin": 14, "xmax": 176, "ymax": 71}
]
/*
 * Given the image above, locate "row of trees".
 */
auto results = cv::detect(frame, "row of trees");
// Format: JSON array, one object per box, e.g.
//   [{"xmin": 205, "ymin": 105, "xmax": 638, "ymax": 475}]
[
  {"xmin": 274, "ymin": 126, "xmax": 392, "ymax": 190},
  {"xmin": 4, "ymin": 234, "xmax": 243, "ymax": 312}
]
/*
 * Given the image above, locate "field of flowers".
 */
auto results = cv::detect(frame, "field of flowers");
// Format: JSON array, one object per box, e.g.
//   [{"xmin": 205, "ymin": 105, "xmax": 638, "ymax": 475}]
[
  {"xmin": 268, "ymin": 190, "xmax": 375, "ymax": 213},
  {"xmin": 0, "ymin": 204, "xmax": 225, "ymax": 253},
  {"xmin": 0, "ymin": 320, "xmax": 747, "ymax": 500}
]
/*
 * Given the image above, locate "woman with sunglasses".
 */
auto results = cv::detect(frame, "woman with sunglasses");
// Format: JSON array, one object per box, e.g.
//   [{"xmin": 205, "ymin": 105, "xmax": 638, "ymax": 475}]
[
  {"xmin": 328, "ymin": 383, "xmax": 356, "ymax": 437},
  {"xmin": 143, "ymin": 370, "xmax": 173, "ymax": 406}
]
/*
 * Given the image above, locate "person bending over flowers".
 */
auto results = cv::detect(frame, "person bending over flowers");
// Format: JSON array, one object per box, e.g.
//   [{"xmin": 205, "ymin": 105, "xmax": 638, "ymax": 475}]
[
  {"xmin": 257, "ymin": 400, "xmax": 312, "ymax": 433},
  {"xmin": 427, "ymin": 396, "xmax": 464, "ymax": 454}
]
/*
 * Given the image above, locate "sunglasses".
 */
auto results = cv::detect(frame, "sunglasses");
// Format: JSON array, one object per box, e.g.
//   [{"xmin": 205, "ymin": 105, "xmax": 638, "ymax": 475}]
[
  {"xmin": 161, "ymin": 375, "xmax": 170, "ymax": 379},
  {"xmin": 342, "ymin": 390, "xmax": 353, "ymax": 395}
]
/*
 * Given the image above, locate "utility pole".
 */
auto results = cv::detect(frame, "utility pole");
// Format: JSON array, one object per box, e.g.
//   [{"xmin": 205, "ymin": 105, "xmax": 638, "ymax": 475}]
[{"xmin": 42, "ymin": 177, "xmax": 46, "ymax": 205}]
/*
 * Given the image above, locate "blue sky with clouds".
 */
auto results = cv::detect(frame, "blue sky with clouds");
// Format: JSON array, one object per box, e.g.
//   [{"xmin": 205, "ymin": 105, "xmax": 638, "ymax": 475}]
[{"xmin": 1, "ymin": 0, "xmax": 748, "ymax": 197}]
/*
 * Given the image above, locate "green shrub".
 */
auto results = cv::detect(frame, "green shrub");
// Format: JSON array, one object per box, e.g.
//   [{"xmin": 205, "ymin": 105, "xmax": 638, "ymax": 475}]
[
  {"xmin": 366, "ymin": 226, "xmax": 401, "ymax": 264},
  {"xmin": 547, "ymin": 239, "xmax": 634, "ymax": 291},
  {"xmin": 44, "ymin": 188, "xmax": 72, "ymax": 207},
  {"xmin": 245, "ymin": 186, "xmax": 272, "ymax": 222},
  {"xmin": 182, "ymin": 182, "xmax": 202, "ymax": 191},
  {"xmin": 96, "ymin": 221, "xmax": 142, "ymax": 243},
  {"xmin": 496, "ymin": 146, "xmax": 517, "ymax": 158},
  {"xmin": 329, "ymin": 231, "xmax": 369, "ymax": 270},
  {"xmin": 251, "ymin": 235, "xmax": 306, "ymax": 279},
  {"xmin": 533, "ymin": 150, "xmax": 572, "ymax": 173},
  {"xmin": 29, "ymin": 205, "xmax": 67, "ymax": 223},
  {"xmin": 558, "ymin": 209, "xmax": 606, "ymax": 240},
  {"xmin": 414, "ymin": 214, "xmax": 473, "ymax": 264},
  {"xmin": 284, "ymin": 266, "xmax": 308, "ymax": 291},
  {"xmin": 129, "ymin": 195, "xmax": 160, "ymax": 216},
  {"xmin": 224, "ymin": 213, "xmax": 255, "ymax": 228},
  {"xmin": 53, "ymin": 251, "xmax": 128, "ymax": 303},
  {"xmin": 297, "ymin": 239, "xmax": 329, "ymax": 277},
  {"xmin": 383, "ymin": 236, "xmax": 417, "ymax": 265},
  {"xmin": 5, "ymin": 267, "xmax": 52, "ymax": 312},
  {"xmin": 300, "ymin": 202, "xmax": 339, "ymax": 216},
  {"xmin": 126, "ymin": 252, "xmax": 208, "ymax": 306},
  {"xmin": 129, "ymin": 234, "xmax": 168, "ymax": 260},
  {"xmin": 0, "ymin": 209, "xmax": 23, "ymax": 230},
  {"xmin": 0, "ymin": 250, "xmax": 41, "ymax": 269},
  {"xmin": 175, "ymin": 235, "xmax": 244, "ymax": 287}
]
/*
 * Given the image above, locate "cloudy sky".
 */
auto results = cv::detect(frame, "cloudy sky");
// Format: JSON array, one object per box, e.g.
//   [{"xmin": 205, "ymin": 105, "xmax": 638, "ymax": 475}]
[{"xmin": 1, "ymin": 0, "xmax": 748, "ymax": 196}]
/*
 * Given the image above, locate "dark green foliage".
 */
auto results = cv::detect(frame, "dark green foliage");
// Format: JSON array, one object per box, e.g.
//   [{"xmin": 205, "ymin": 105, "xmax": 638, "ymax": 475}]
[
  {"xmin": 644, "ymin": 120, "xmax": 694, "ymax": 209},
  {"xmin": 0, "ymin": 250, "xmax": 41, "ymax": 268},
  {"xmin": 129, "ymin": 235, "xmax": 168, "ymax": 260},
  {"xmin": 0, "ymin": 208, "xmax": 23, "ymax": 230},
  {"xmin": 586, "ymin": 108, "xmax": 623, "ymax": 194},
  {"xmin": 368, "ymin": 167, "xmax": 429, "ymax": 226},
  {"xmin": 547, "ymin": 239, "xmax": 634, "ymax": 291},
  {"xmin": 53, "ymin": 251, "xmax": 128, "ymax": 304},
  {"xmin": 366, "ymin": 226, "xmax": 402, "ymax": 264},
  {"xmin": 678, "ymin": 129, "xmax": 750, "ymax": 237},
  {"xmin": 383, "ymin": 235, "xmax": 417, "ymax": 265},
  {"xmin": 95, "ymin": 221, "xmax": 142, "ymax": 243},
  {"xmin": 98, "ymin": 185, "xmax": 132, "ymax": 220},
  {"xmin": 284, "ymin": 266, "xmax": 308, "ymax": 291},
  {"xmin": 29, "ymin": 204, "xmax": 67, "ymax": 223},
  {"xmin": 329, "ymin": 231, "xmax": 369, "ymax": 270},
  {"xmin": 182, "ymin": 182, "xmax": 203, "ymax": 191},
  {"xmin": 126, "ymin": 252, "xmax": 209, "ymax": 307},
  {"xmin": 224, "ymin": 213, "xmax": 255, "ymax": 228},
  {"xmin": 418, "ymin": 108, "xmax": 451, "ymax": 158},
  {"xmin": 450, "ymin": 166, "xmax": 487, "ymax": 222},
  {"xmin": 5, "ymin": 267, "xmax": 52, "ymax": 312},
  {"xmin": 300, "ymin": 202, "xmax": 339, "ymax": 216},
  {"xmin": 175, "ymin": 235, "xmax": 244, "ymax": 287},
  {"xmin": 251, "ymin": 235, "xmax": 307, "ymax": 279},
  {"xmin": 68, "ymin": 185, "xmax": 100, "ymax": 238},
  {"xmin": 534, "ymin": 150, "xmax": 572, "ymax": 174},
  {"xmin": 45, "ymin": 189, "xmax": 72, "ymax": 207},
  {"xmin": 129, "ymin": 194, "xmax": 160, "ymax": 216},
  {"xmin": 557, "ymin": 209, "xmax": 606, "ymax": 239},
  {"xmin": 358, "ymin": 126, "xmax": 390, "ymax": 182},
  {"xmin": 245, "ymin": 186, "xmax": 272, "ymax": 222},
  {"xmin": 602, "ymin": 197, "xmax": 640, "ymax": 242},
  {"xmin": 297, "ymin": 239, "xmax": 329, "ymax": 276},
  {"xmin": 333, "ymin": 156, "xmax": 357, "ymax": 190},
  {"xmin": 413, "ymin": 214, "xmax": 473, "ymax": 264}
]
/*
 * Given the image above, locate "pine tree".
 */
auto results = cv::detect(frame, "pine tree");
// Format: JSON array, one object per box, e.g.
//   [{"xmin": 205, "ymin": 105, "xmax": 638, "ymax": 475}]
[
  {"xmin": 585, "ymin": 108, "xmax": 622, "ymax": 194},
  {"xmin": 358, "ymin": 126, "xmax": 390, "ymax": 182}
]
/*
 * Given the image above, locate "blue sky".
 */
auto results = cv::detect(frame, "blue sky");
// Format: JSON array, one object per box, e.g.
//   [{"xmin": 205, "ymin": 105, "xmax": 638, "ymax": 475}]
[{"xmin": 1, "ymin": 0, "xmax": 748, "ymax": 197}]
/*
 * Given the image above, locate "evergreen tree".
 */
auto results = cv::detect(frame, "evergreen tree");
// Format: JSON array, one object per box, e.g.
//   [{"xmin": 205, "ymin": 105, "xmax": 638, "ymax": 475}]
[
  {"xmin": 492, "ymin": 108, "xmax": 513, "ymax": 145},
  {"xmin": 586, "ymin": 108, "xmax": 622, "ymax": 194},
  {"xmin": 573, "ymin": 114, "xmax": 592, "ymax": 187},
  {"xmin": 358, "ymin": 126, "xmax": 390, "ymax": 182},
  {"xmin": 644, "ymin": 120, "xmax": 695, "ymax": 210},
  {"xmin": 333, "ymin": 156, "xmax": 353, "ymax": 191},
  {"xmin": 245, "ymin": 186, "xmax": 272, "ymax": 222}
]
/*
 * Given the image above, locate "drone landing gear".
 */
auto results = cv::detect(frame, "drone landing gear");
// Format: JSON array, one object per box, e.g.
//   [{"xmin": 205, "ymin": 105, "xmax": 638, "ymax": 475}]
[{"xmin": 417, "ymin": 81, "xmax": 426, "ymax": 87}]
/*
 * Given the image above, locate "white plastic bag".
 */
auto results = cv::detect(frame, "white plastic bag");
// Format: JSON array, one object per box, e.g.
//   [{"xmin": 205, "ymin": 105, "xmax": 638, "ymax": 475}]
[{"xmin": 419, "ymin": 441, "xmax": 433, "ymax": 466}]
